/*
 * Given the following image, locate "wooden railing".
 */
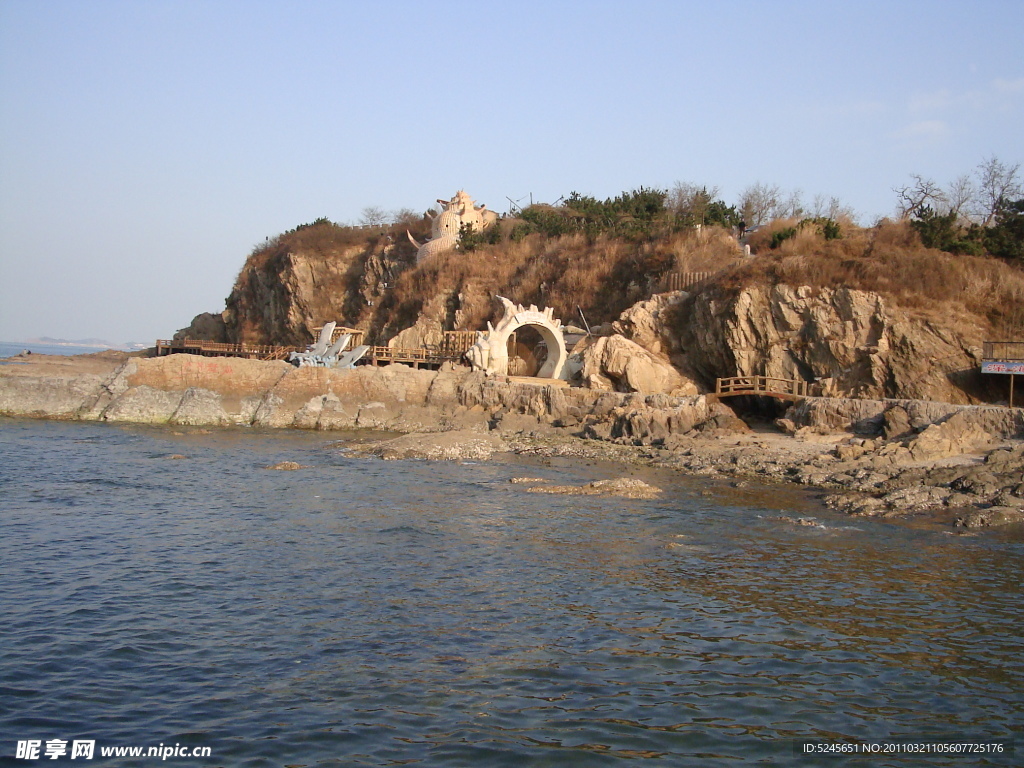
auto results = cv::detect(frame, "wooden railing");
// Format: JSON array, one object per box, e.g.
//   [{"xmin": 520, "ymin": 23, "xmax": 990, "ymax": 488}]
[
  {"xmin": 157, "ymin": 330, "xmax": 488, "ymax": 370},
  {"xmin": 711, "ymin": 375, "xmax": 810, "ymax": 401},
  {"xmin": 155, "ymin": 340, "xmax": 300, "ymax": 361},
  {"xmin": 983, "ymin": 341, "xmax": 1024, "ymax": 361},
  {"xmin": 440, "ymin": 330, "xmax": 479, "ymax": 358}
]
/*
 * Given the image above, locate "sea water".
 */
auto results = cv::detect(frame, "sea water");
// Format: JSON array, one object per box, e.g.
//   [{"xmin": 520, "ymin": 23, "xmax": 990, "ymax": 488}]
[
  {"xmin": 0, "ymin": 341, "xmax": 124, "ymax": 360},
  {"xmin": 0, "ymin": 418, "xmax": 1021, "ymax": 766}
]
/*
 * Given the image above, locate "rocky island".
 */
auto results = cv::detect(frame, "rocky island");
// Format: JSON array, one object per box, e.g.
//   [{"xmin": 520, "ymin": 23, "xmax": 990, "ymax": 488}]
[{"xmin": 4, "ymin": 189, "xmax": 1024, "ymax": 529}]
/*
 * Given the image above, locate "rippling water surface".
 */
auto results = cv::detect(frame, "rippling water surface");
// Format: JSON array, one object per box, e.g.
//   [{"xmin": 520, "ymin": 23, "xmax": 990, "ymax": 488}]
[{"xmin": 1, "ymin": 418, "xmax": 1021, "ymax": 766}]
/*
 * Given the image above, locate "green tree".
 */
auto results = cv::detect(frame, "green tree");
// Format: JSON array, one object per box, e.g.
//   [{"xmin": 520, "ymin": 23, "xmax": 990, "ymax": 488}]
[
  {"xmin": 911, "ymin": 206, "xmax": 984, "ymax": 256},
  {"xmin": 984, "ymin": 198, "xmax": 1024, "ymax": 261}
]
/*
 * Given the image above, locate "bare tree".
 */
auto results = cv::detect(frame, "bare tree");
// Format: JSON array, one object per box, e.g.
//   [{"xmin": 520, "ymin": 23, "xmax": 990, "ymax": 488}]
[
  {"xmin": 777, "ymin": 188, "xmax": 805, "ymax": 219},
  {"xmin": 945, "ymin": 174, "xmax": 975, "ymax": 221},
  {"xmin": 738, "ymin": 182, "xmax": 782, "ymax": 227},
  {"xmin": 809, "ymin": 193, "xmax": 829, "ymax": 218},
  {"xmin": 974, "ymin": 155, "xmax": 1022, "ymax": 225},
  {"xmin": 668, "ymin": 181, "xmax": 720, "ymax": 225},
  {"xmin": 894, "ymin": 174, "xmax": 946, "ymax": 218},
  {"xmin": 827, "ymin": 196, "xmax": 857, "ymax": 222},
  {"xmin": 389, "ymin": 207, "xmax": 421, "ymax": 227},
  {"xmin": 358, "ymin": 206, "xmax": 389, "ymax": 227}
]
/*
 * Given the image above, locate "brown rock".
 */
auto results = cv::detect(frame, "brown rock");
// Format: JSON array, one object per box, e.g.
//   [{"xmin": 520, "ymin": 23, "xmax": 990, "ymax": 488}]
[
  {"xmin": 955, "ymin": 507, "xmax": 1024, "ymax": 528},
  {"xmin": 578, "ymin": 334, "xmax": 698, "ymax": 396}
]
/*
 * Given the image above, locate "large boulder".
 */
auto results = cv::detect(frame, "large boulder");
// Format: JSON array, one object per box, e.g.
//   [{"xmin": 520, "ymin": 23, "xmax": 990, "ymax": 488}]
[
  {"xmin": 578, "ymin": 334, "xmax": 698, "ymax": 396},
  {"xmin": 611, "ymin": 291, "xmax": 686, "ymax": 358}
]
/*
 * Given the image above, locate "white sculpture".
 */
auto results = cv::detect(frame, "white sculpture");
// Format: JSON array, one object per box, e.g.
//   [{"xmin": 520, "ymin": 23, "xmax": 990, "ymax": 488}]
[
  {"xmin": 466, "ymin": 296, "xmax": 569, "ymax": 380},
  {"xmin": 408, "ymin": 190, "xmax": 499, "ymax": 263},
  {"xmin": 289, "ymin": 322, "xmax": 368, "ymax": 368}
]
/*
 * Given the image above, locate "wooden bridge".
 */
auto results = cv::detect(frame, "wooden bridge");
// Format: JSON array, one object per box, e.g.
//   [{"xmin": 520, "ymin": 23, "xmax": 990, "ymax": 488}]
[{"xmin": 708, "ymin": 375, "xmax": 811, "ymax": 402}]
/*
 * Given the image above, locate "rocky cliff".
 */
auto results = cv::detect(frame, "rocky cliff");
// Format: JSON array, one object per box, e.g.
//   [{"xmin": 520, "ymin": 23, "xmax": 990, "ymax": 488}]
[
  {"xmin": 173, "ymin": 217, "xmax": 1019, "ymax": 406},
  {"xmin": 176, "ymin": 219, "xmax": 427, "ymax": 346},
  {"xmin": 675, "ymin": 284, "xmax": 987, "ymax": 404}
]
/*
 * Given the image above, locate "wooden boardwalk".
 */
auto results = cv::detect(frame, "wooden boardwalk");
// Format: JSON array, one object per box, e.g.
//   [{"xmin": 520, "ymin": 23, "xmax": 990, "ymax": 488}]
[
  {"xmin": 364, "ymin": 346, "xmax": 447, "ymax": 369},
  {"xmin": 156, "ymin": 330, "xmax": 495, "ymax": 371},
  {"xmin": 708, "ymin": 375, "xmax": 810, "ymax": 402},
  {"xmin": 155, "ymin": 339, "xmax": 300, "ymax": 361}
]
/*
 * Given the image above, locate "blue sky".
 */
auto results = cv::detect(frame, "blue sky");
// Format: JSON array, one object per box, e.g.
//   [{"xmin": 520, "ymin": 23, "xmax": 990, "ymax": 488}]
[{"xmin": 1, "ymin": 0, "xmax": 1022, "ymax": 343}]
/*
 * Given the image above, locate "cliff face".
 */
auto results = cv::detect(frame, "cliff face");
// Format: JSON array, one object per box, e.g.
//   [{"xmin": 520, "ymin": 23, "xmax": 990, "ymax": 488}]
[
  {"xmin": 176, "ymin": 219, "xmax": 427, "ymax": 347},
  {"xmin": 225, "ymin": 247, "xmax": 363, "ymax": 346},
  {"xmin": 677, "ymin": 284, "xmax": 986, "ymax": 404}
]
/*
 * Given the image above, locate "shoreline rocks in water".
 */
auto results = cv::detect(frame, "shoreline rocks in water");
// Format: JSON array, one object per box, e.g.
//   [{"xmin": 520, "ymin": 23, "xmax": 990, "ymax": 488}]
[
  {"xmin": 2, "ymin": 352, "xmax": 1024, "ymax": 529},
  {"xmin": 347, "ymin": 430, "xmax": 508, "ymax": 461},
  {"xmin": 524, "ymin": 477, "xmax": 663, "ymax": 499}
]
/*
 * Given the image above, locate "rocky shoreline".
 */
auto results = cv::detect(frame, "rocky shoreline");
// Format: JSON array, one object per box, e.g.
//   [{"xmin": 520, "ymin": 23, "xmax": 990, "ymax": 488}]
[{"xmin": 2, "ymin": 351, "xmax": 1023, "ymax": 530}]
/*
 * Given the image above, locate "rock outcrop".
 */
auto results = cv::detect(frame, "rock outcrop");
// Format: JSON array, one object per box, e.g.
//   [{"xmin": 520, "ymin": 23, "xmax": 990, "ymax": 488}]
[
  {"xmin": 610, "ymin": 291, "xmax": 687, "ymax": 359},
  {"xmin": 5, "ymin": 352, "xmax": 1024, "ymax": 528},
  {"xmin": 681, "ymin": 284, "xmax": 985, "ymax": 403},
  {"xmin": 0, "ymin": 353, "xmax": 716, "ymax": 446},
  {"xmin": 349, "ymin": 429, "xmax": 508, "ymax": 461},
  {"xmin": 524, "ymin": 477, "xmax": 662, "ymax": 499},
  {"xmin": 174, "ymin": 312, "xmax": 228, "ymax": 342},
  {"xmin": 785, "ymin": 397, "xmax": 1024, "ymax": 440},
  {"xmin": 576, "ymin": 334, "xmax": 698, "ymax": 396}
]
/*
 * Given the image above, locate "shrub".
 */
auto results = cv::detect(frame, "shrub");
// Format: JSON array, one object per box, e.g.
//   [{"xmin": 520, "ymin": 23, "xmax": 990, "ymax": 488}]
[
  {"xmin": 910, "ymin": 206, "xmax": 985, "ymax": 256},
  {"xmin": 770, "ymin": 226, "xmax": 798, "ymax": 249}
]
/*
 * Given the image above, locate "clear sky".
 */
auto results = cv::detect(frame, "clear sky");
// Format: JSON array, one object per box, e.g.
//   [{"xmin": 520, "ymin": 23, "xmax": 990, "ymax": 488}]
[{"xmin": 1, "ymin": 0, "xmax": 1022, "ymax": 344}]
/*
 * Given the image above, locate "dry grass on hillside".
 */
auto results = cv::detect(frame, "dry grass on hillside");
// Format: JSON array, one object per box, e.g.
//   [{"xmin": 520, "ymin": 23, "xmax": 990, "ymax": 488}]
[
  {"xmin": 666, "ymin": 227, "xmax": 744, "ymax": 273},
  {"xmin": 381, "ymin": 234, "xmax": 642, "ymax": 333},
  {"xmin": 722, "ymin": 219, "xmax": 1024, "ymax": 336},
  {"xmin": 378, "ymin": 225, "xmax": 746, "ymax": 334}
]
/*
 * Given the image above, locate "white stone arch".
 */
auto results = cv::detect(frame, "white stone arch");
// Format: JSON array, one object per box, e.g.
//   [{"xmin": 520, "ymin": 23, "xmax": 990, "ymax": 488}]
[{"xmin": 466, "ymin": 297, "xmax": 569, "ymax": 379}]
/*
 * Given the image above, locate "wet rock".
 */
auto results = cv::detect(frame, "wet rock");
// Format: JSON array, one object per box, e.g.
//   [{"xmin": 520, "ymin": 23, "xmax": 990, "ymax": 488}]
[
  {"xmin": 951, "ymin": 472, "xmax": 1000, "ymax": 497},
  {"xmin": 954, "ymin": 507, "xmax": 1024, "ymax": 529},
  {"xmin": 356, "ymin": 430, "xmax": 508, "ymax": 461},
  {"xmin": 265, "ymin": 461, "xmax": 307, "ymax": 470},
  {"xmin": 879, "ymin": 485, "xmax": 950, "ymax": 512},
  {"xmin": 772, "ymin": 515, "xmax": 823, "ymax": 527},
  {"xmin": 991, "ymin": 490, "xmax": 1024, "ymax": 508},
  {"xmin": 526, "ymin": 477, "xmax": 662, "ymax": 499}
]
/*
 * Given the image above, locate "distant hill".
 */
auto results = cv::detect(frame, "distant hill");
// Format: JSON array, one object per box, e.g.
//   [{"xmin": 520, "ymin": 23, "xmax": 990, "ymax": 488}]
[{"xmin": 33, "ymin": 337, "xmax": 114, "ymax": 347}]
